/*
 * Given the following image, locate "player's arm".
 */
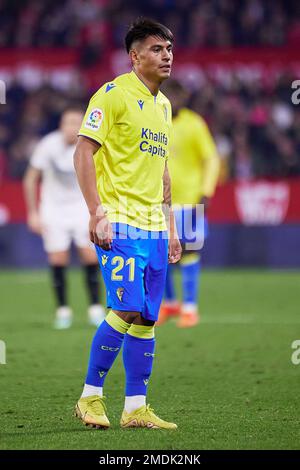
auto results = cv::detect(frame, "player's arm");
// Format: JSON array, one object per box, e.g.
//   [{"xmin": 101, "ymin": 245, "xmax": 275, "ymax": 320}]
[
  {"xmin": 73, "ymin": 136, "xmax": 112, "ymax": 250},
  {"xmin": 163, "ymin": 162, "xmax": 182, "ymax": 263},
  {"xmin": 23, "ymin": 165, "xmax": 42, "ymax": 234}
]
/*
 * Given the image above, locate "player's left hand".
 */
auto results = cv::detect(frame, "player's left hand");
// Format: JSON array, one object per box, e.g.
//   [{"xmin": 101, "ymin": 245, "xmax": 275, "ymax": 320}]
[{"xmin": 168, "ymin": 236, "xmax": 182, "ymax": 264}]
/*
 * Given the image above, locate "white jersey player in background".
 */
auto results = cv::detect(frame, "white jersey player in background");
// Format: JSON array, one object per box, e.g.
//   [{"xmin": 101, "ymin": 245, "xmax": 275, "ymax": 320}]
[{"xmin": 23, "ymin": 107, "xmax": 105, "ymax": 329}]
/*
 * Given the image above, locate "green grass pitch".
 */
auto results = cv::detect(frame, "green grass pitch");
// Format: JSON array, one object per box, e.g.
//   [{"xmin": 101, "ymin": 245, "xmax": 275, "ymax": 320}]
[{"xmin": 1, "ymin": 268, "xmax": 300, "ymax": 450}]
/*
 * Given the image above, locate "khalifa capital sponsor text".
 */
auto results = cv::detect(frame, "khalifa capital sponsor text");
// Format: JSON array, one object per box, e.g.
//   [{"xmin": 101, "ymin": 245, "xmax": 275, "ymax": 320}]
[{"xmin": 235, "ymin": 181, "xmax": 290, "ymax": 225}]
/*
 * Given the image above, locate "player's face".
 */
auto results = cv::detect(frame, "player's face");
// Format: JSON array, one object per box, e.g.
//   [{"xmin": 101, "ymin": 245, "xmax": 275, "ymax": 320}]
[
  {"xmin": 60, "ymin": 111, "xmax": 84, "ymax": 145},
  {"xmin": 134, "ymin": 36, "xmax": 173, "ymax": 83}
]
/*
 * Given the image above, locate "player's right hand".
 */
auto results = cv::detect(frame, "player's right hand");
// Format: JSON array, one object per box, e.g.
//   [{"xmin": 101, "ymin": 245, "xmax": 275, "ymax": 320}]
[
  {"xmin": 89, "ymin": 213, "xmax": 113, "ymax": 250},
  {"xmin": 27, "ymin": 211, "xmax": 42, "ymax": 235}
]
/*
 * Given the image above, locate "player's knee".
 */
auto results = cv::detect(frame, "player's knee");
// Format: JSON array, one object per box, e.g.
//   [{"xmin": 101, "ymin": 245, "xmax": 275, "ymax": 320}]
[
  {"xmin": 133, "ymin": 316, "xmax": 155, "ymax": 327},
  {"xmin": 48, "ymin": 251, "xmax": 69, "ymax": 265},
  {"xmin": 113, "ymin": 310, "xmax": 154, "ymax": 326},
  {"xmin": 113, "ymin": 310, "xmax": 140, "ymax": 324}
]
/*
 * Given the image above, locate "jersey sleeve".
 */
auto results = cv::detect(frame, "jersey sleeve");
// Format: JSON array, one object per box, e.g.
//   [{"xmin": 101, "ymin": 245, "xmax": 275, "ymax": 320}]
[
  {"xmin": 78, "ymin": 84, "xmax": 124, "ymax": 145},
  {"xmin": 30, "ymin": 137, "xmax": 51, "ymax": 171}
]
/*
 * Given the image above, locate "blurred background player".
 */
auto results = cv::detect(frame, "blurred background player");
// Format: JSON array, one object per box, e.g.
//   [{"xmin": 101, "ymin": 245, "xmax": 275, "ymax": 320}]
[
  {"xmin": 158, "ymin": 79, "xmax": 220, "ymax": 328},
  {"xmin": 23, "ymin": 106, "xmax": 105, "ymax": 329}
]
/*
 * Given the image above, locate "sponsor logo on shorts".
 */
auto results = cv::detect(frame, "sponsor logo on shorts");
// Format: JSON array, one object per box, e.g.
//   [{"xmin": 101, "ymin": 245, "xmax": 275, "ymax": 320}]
[
  {"xmin": 84, "ymin": 108, "xmax": 103, "ymax": 131},
  {"xmin": 143, "ymin": 379, "xmax": 149, "ymax": 386},
  {"xmin": 101, "ymin": 254, "xmax": 109, "ymax": 266}
]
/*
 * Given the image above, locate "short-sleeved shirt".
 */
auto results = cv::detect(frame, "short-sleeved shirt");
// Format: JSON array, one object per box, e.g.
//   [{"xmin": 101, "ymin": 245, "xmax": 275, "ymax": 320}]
[
  {"xmin": 168, "ymin": 108, "xmax": 218, "ymax": 205},
  {"xmin": 30, "ymin": 130, "xmax": 85, "ymax": 208},
  {"xmin": 78, "ymin": 71, "xmax": 172, "ymax": 231}
]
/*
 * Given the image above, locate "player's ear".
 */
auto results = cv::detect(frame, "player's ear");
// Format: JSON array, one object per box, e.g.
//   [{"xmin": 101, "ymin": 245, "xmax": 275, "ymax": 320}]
[{"xmin": 129, "ymin": 48, "xmax": 139, "ymax": 67}]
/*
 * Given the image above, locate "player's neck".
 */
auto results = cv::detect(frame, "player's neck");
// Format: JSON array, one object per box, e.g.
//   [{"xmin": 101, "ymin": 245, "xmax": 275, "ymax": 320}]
[{"xmin": 133, "ymin": 69, "xmax": 160, "ymax": 96}]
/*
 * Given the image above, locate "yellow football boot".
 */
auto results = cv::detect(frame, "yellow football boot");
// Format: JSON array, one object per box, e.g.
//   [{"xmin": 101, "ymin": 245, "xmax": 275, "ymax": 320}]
[
  {"xmin": 75, "ymin": 395, "xmax": 110, "ymax": 429},
  {"xmin": 120, "ymin": 404, "xmax": 177, "ymax": 430}
]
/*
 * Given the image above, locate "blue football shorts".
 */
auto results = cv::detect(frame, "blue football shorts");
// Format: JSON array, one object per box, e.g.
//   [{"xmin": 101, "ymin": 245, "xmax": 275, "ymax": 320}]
[{"xmin": 95, "ymin": 223, "xmax": 168, "ymax": 322}]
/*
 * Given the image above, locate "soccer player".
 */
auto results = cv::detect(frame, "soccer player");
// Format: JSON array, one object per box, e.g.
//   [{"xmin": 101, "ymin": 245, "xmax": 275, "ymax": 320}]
[
  {"xmin": 73, "ymin": 18, "xmax": 181, "ymax": 430},
  {"xmin": 157, "ymin": 79, "xmax": 220, "ymax": 328},
  {"xmin": 23, "ymin": 107, "xmax": 105, "ymax": 329}
]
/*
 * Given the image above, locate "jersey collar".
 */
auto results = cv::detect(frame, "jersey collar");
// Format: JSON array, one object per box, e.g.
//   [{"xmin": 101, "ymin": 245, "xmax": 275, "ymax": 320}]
[{"xmin": 129, "ymin": 70, "xmax": 159, "ymax": 98}]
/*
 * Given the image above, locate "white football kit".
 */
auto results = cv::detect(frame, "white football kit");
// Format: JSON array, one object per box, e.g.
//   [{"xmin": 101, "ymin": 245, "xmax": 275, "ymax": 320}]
[{"xmin": 30, "ymin": 130, "xmax": 90, "ymax": 252}]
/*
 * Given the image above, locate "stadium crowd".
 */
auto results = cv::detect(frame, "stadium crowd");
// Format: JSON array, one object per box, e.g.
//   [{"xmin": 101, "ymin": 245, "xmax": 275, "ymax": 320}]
[
  {"xmin": 1, "ymin": 71, "xmax": 299, "ymax": 182},
  {"xmin": 1, "ymin": 0, "xmax": 299, "ymax": 182},
  {"xmin": 1, "ymin": 0, "xmax": 300, "ymax": 49}
]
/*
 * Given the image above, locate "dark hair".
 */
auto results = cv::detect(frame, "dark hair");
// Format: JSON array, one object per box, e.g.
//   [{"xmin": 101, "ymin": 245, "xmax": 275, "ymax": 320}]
[{"xmin": 125, "ymin": 17, "xmax": 173, "ymax": 53}]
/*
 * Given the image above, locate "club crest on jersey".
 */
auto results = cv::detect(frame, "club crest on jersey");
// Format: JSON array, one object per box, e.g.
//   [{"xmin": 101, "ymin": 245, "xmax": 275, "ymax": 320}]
[
  {"xmin": 137, "ymin": 99, "xmax": 144, "ymax": 110},
  {"xmin": 84, "ymin": 108, "xmax": 103, "ymax": 131},
  {"xmin": 116, "ymin": 287, "xmax": 124, "ymax": 301}
]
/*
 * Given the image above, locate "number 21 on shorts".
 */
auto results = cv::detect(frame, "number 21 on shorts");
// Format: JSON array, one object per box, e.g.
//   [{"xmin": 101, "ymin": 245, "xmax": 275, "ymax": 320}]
[{"xmin": 111, "ymin": 256, "xmax": 135, "ymax": 282}]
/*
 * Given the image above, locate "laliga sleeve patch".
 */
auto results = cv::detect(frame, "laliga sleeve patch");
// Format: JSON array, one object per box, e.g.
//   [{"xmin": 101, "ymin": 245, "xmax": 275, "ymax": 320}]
[{"xmin": 84, "ymin": 108, "xmax": 104, "ymax": 131}]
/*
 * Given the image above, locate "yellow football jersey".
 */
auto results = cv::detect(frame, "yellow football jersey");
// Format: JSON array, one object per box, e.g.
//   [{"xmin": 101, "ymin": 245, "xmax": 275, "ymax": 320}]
[
  {"xmin": 168, "ymin": 108, "xmax": 219, "ymax": 205},
  {"xmin": 78, "ymin": 71, "xmax": 172, "ymax": 231}
]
